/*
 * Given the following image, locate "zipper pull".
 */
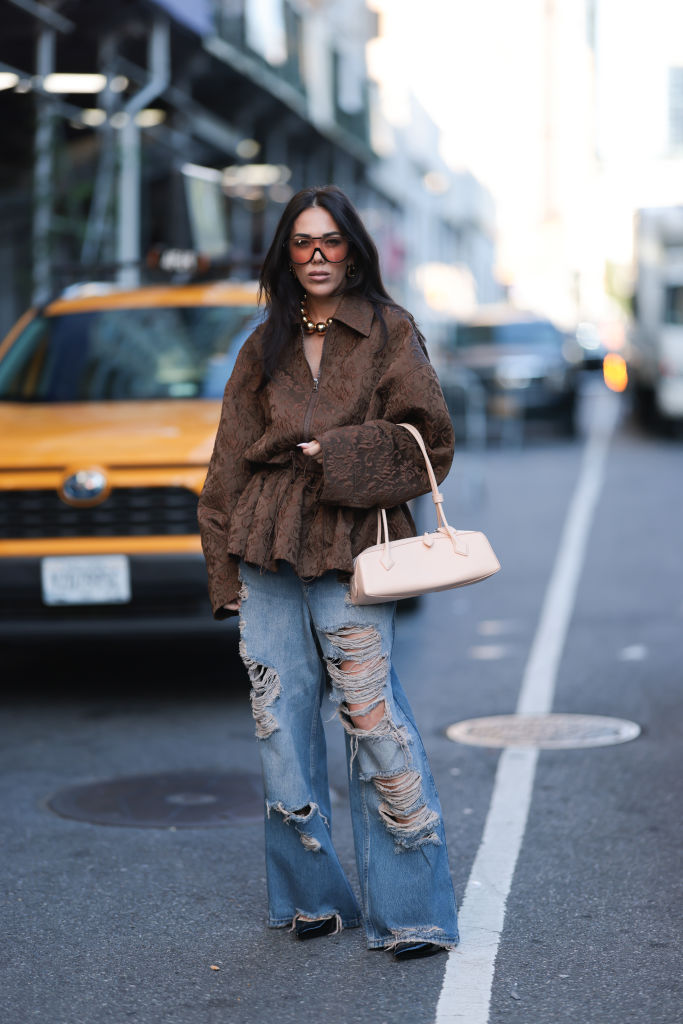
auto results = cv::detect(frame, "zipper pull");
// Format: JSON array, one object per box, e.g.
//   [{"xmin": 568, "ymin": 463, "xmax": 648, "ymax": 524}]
[{"xmin": 312, "ymin": 377, "xmax": 319, "ymax": 392}]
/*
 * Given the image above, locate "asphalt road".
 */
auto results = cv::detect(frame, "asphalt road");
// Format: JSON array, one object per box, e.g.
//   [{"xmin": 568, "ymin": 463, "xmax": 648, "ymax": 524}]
[{"xmin": 2, "ymin": 382, "xmax": 681, "ymax": 1024}]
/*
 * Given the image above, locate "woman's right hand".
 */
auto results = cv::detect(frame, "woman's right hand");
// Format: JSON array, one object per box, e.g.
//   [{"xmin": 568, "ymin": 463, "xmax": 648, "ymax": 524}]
[
  {"xmin": 222, "ymin": 599, "xmax": 241, "ymax": 612},
  {"xmin": 297, "ymin": 440, "xmax": 323, "ymax": 463}
]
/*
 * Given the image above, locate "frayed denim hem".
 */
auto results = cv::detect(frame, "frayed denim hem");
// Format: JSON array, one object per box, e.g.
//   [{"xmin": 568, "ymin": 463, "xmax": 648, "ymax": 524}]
[
  {"xmin": 368, "ymin": 928, "xmax": 459, "ymax": 951},
  {"xmin": 268, "ymin": 915, "xmax": 362, "ymax": 930}
]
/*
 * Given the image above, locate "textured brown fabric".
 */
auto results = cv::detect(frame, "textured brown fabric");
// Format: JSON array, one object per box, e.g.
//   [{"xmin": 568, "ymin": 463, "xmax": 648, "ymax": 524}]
[{"xmin": 197, "ymin": 294, "xmax": 455, "ymax": 618}]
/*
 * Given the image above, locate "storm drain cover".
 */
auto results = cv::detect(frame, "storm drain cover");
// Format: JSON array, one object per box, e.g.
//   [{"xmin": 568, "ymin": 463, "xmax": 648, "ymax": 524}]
[
  {"xmin": 47, "ymin": 772, "xmax": 264, "ymax": 828},
  {"xmin": 445, "ymin": 713, "xmax": 641, "ymax": 750}
]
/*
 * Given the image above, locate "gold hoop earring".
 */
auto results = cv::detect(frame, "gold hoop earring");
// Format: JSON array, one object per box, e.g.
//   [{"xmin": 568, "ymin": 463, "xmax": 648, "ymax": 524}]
[{"xmin": 346, "ymin": 263, "xmax": 357, "ymax": 278}]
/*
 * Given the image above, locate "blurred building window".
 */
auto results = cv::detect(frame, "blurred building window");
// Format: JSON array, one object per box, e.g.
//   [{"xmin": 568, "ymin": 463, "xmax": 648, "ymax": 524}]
[
  {"xmin": 215, "ymin": 0, "xmax": 246, "ymax": 45},
  {"xmin": 336, "ymin": 48, "xmax": 364, "ymax": 115},
  {"xmin": 245, "ymin": 0, "xmax": 287, "ymax": 66},
  {"xmin": 664, "ymin": 284, "xmax": 683, "ymax": 326},
  {"xmin": 281, "ymin": 1, "xmax": 304, "ymax": 89},
  {"xmin": 668, "ymin": 67, "xmax": 683, "ymax": 149},
  {"xmin": 147, "ymin": 0, "xmax": 214, "ymax": 36},
  {"xmin": 181, "ymin": 166, "xmax": 230, "ymax": 258},
  {"xmin": 333, "ymin": 49, "xmax": 368, "ymax": 141}
]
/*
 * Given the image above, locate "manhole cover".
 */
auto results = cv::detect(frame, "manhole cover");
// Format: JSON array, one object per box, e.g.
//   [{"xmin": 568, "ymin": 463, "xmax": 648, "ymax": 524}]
[
  {"xmin": 47, "ymin": 772, "xmax": 264, "ymax": 828},
  {"xmin": 445, "ymin": 713, "xmax": 641, "ymax": 750}
]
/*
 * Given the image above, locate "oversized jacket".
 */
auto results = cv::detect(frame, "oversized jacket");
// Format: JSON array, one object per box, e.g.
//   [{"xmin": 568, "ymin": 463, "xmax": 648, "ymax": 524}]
[{"xmin": 197, "ymin": 293, "xmax": 455, "ymax": 618}]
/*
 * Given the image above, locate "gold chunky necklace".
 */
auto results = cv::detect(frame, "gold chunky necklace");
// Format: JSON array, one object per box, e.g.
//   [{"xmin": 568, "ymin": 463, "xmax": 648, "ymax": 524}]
[{"xmin": 300, "ymin": 298, "xmax": 333, "ymax": 335}]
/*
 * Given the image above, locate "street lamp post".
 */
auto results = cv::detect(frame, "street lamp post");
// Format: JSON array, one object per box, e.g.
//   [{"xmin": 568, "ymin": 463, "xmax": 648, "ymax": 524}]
[
  {"xmin": 116, "ymin": 17, "xmax": 170, "ymax": 288},
  {"xmin": 32, "ymin": 27, "xmax": 56, "ymax": 306}
]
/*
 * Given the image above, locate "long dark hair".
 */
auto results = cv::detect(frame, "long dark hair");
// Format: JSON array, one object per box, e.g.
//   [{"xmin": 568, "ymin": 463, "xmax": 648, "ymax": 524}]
[{"xmin": 258, "ymin": 185, "xmax": 412, "ymax": 380}]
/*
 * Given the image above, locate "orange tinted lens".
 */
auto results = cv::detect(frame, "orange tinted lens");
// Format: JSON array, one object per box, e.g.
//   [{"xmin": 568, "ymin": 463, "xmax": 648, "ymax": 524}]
[
  {"xmin": 289, "ymin": 238, "xmax": 315, "ymax": 262},
  {"xmin": 321, "ymin": 237, "xmax": 348, "ymax": 261}
]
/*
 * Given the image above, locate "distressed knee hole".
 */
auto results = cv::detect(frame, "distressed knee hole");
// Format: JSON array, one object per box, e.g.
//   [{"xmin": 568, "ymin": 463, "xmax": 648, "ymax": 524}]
[
  {"xmin": 239, "ymin": 640, "xmax": 281, "ymax": 739},
  {"xmin": 374, "ymin": 770, "xmax": 422, "ymax": 815},
  {"xmin": 324, "ymin": 626, "xmax": 389, "ymax": 730},
  {"xmin": 338, "ymin": 709, "xmax": 411, "ymax": 781},
  {"xmin": 326, "ymin": 624, "xmax": 382, "ymax": 660},
  {"xmin": 338, "ymin": 699, "xmax": 390, "ymax": 735},
  {"xmin": 373, "ymin": 771, "xmax": 441, "ymax": 848},
  {"xmin": 267, "ymin": 800, "xmax": 328, "ymax": 853}
]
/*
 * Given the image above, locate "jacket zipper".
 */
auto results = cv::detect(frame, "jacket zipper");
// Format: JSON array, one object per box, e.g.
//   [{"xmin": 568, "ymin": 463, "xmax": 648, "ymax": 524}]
[
  {"xmin": 302, "ymin": 329, "xmax": 327, "ymax": 438},
  {"xmin": 303, "ymin": 375, "xmax": 320, "ymax": 438}
]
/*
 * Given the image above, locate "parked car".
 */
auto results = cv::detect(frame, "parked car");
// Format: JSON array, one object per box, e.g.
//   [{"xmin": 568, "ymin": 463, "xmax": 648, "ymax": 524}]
[
  {"xmin": 440, "ymin": 308, "xmax": 581, "ymax": 436},
  {"xmin": 0, "ymin": 280, "xmax": 260, "ymax": 634}
]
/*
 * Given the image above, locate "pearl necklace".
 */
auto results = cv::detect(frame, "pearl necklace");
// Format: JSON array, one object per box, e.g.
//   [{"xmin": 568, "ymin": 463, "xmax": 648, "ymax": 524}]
[{"xmin": 300, "ymin": 298, "xmax": 333, "ymax": 334}]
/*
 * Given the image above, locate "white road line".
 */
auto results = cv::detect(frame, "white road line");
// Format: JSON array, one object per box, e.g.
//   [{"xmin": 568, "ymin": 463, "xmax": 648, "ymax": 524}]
[{"xmin": 435, "ymin": 396, "xmax": 618, "ymax": 1024}]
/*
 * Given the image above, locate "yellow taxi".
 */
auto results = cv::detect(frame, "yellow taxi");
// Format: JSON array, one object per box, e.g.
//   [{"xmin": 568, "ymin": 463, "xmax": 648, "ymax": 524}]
[{"xmin": 0, "ymin": 280, "xmax": 260, "ymax": 634}]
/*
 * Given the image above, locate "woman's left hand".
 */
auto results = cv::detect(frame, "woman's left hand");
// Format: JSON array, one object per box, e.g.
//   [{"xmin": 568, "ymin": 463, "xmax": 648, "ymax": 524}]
[{"xmin": 298, "ymin": 440, "xmax": 323, "ymax": 463}]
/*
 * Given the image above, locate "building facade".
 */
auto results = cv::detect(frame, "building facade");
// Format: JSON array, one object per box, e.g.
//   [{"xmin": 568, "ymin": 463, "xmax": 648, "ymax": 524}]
[{"xmin": 0, "ymin": 0, "xmax": 498, "ymax": 342}]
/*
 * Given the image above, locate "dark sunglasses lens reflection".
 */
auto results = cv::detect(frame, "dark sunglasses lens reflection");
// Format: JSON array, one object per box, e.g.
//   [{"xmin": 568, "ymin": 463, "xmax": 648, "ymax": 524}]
[{"xmin": 288, "ymin": 236, "xmax": 349, "ymax": 264}]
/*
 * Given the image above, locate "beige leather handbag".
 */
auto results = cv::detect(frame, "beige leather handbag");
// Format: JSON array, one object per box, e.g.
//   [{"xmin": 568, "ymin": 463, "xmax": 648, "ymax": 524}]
[{"xmin": 349, "ymin": 422, "xmax": 500, "ymax": 605}]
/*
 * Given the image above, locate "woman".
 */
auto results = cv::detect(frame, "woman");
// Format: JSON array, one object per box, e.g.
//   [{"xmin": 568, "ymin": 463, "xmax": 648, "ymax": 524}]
[{"xmin": 198, "ymin": 185, "xmax": 459, "ymax": 960}]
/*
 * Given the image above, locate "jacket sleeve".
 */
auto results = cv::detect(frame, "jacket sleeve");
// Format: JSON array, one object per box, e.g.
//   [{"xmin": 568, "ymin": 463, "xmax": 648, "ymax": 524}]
[
  {"xmin": 318, "ymin": 328, "xmax": 455, "ymax": 509},
  {"xmin": 197, "ymin": 339, "xmax": 264, "ymax": 618}
]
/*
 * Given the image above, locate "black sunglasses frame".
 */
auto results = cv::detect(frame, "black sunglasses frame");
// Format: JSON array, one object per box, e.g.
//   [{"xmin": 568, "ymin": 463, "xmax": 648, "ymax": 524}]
[{"xmin": 285, "ymin": 235, "xmax": 350, "ymax": 265}]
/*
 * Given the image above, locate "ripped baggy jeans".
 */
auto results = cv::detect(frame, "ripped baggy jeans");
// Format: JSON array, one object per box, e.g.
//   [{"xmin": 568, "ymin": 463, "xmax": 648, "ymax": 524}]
[{"xmin": 238, "ymin": 560, "xmax": 459, "ymax": 950}]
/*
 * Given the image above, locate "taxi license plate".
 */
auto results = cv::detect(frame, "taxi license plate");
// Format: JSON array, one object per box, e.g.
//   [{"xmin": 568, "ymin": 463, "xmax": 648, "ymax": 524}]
[{"xmin": 41, "ymin": 555, "xmax": 131, "ymax": 606}]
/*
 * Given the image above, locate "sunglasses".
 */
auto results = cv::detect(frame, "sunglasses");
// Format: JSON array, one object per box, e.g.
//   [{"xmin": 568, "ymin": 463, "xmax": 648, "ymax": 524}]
[{"xmin": 287, "ymin": 234, "xmax": 350, "ymax": 264}]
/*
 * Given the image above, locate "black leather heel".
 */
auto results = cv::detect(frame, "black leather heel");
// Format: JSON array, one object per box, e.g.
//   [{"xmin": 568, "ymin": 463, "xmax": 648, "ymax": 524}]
[
  {"xmin": 392, "ymin": 941, "xmax": 445, "ymax": 961},
  {"xmin": 295, "ymin": 917, "xmax": 337, "ymax": 940}
]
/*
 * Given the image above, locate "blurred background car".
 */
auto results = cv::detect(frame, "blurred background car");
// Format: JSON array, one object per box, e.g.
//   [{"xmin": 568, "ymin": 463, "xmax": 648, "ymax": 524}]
[
  {"xmin": 438, "ymin": 307, "xmax": 582, "ymax": 438},
  {"xmin": 0, "ymin": 280, "xmax": 260, "ymax": 635}
]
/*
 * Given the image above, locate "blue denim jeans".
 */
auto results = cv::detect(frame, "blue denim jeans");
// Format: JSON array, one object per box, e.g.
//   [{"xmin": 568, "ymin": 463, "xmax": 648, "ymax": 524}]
[{"xmin": 238, "ymin": 560, "xmax": 459, "ymax": 950}]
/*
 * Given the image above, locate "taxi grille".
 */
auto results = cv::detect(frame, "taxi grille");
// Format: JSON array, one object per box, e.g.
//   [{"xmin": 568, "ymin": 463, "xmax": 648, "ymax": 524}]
[{"xmin": 0, "ymin": 487, "xmax": 200, "ymax": 539}]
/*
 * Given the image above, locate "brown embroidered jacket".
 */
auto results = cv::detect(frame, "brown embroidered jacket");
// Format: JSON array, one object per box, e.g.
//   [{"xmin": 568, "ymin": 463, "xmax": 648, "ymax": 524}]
[{"xmin": 197, "ymin": 294, "xmax": 455, "ymax": 618}]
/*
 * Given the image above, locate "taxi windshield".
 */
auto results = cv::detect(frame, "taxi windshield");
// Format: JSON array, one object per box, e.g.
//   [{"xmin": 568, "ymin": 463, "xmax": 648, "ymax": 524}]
[{"xmin": 0, "ymin": 305, "xmax": 260, "ymax": 402}]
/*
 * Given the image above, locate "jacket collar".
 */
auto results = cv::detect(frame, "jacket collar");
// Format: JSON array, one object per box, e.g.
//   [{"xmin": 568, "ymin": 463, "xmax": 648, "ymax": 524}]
[{"xmin": 332, "ymin": 293, "xmax": 374, "ymax": 337}]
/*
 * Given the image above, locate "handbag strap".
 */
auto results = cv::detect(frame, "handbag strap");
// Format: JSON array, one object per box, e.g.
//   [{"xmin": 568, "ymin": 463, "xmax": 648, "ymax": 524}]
[
  {"xmin": 375, "ymin": 422, "xmax": 460, "ymax": 561},
  {"xmin": 398, "ymin": 422, "xmax": 449, "ymax": 530}
]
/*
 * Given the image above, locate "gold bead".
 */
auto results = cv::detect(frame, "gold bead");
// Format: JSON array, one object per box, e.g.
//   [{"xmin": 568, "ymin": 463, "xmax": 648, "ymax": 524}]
[{"xmin": 300, "ymin": 299, "xmax": 333, "ymax": 334}]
